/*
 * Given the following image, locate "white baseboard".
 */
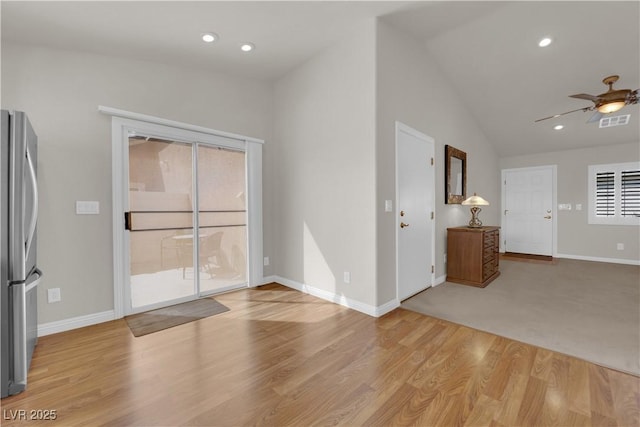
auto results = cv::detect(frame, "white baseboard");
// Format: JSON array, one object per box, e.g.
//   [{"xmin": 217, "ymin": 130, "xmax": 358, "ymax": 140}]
[
  {"xmin": 36, "ymin": 274, "xmax": 407, "ymax": 336},
  {"xmin": 434, "ymin": 274, "xmax": 447, "ymax": 286},
  {"xmin": 38, "ymin": 310, "xmax": 116, "ymax": 337},
  {"xmin": 556, "ymin": 253, "xmax": 640, "ymax": 266},
  {"xmin": 271, "ymin": 275, "xmax": 399, "ymax": 317},
  {"xmin": 376, "ymin": 298, "xmax": 401, "ymax": 317},
  {"xmin": 261, "ymin": 275, "xmax": 278, "ymax": 285}
]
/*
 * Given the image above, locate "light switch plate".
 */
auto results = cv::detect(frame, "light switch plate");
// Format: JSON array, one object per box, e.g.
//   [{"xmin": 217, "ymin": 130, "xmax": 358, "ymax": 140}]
[
  {"xmin": 558, "ymin": 203, "xmax": 572, "ymax": 211},
  {"xmin": 384, "ymin": 200, "xmax": 393, "ymax": 212},
  {"xmin": 76, "ymin": 201, "xmax": 100, "ymax": 215}
]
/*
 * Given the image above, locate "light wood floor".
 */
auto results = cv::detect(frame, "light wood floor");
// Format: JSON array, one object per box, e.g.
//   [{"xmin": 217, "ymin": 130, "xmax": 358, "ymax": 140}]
[{"xmin": 2, "ymin": 284, "xmax": 638, "ymax": 426}]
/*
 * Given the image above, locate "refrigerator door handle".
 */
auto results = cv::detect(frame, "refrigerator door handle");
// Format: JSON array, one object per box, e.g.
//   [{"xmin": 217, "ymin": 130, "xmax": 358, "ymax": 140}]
[
  {"xmin": 25, "ymin": 268, "xmax": 43, "ymax": 294},
  {"xmin": 25, "ymin": 144, "xmax": 38, "ymax": 258}
]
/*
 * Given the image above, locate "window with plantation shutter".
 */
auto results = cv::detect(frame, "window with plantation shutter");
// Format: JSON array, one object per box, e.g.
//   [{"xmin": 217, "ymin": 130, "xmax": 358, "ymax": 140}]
[
  {"xmin": 595, "ymin": 171, "xmax": 615, "ymax": 216},
  {"xmin": 588, "ymin": 162, "xmax": 640, "ymax": 225},
  {"xmin": 621, "ymin": 169, "xmax": 640, "ymax": 217}
]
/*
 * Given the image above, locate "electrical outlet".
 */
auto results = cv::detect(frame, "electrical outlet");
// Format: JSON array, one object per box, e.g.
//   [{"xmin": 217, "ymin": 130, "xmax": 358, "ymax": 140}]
[
  {"xmin": 263, "ymin": 256, "xmax": 270, "ymax": 266},
  {"xmin": 343, "ymin": 272, "xmax": 351, "ymax": 284},
  {"xmin": 617, "ymin": 243, "xmax": 624, "ymax": 251},
  {"xmin": 47, "ymin": 288, "xmax": 61, "ymax": 303}
]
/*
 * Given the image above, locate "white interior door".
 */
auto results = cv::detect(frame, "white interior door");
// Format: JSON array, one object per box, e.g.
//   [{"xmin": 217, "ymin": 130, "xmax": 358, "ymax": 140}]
[
  {"xmin": 396, "ymin": 122, "xmax": 435, "ymax": 301},
  {"xmin": 502, "ymin": 166, "xmax": 554, "ymax": 256}
]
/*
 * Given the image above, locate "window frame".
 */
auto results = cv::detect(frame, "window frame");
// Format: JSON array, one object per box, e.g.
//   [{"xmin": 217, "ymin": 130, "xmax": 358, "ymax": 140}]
[{"xmin": 588, "ymin": 161, "xmax": 640, "ymax": 226}]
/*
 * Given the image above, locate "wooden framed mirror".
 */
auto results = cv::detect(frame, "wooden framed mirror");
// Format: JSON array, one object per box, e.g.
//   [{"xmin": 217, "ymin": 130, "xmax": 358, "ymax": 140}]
[{"xmin": 445, "ymin": 145, "xmax": 466, "ymax": 204}]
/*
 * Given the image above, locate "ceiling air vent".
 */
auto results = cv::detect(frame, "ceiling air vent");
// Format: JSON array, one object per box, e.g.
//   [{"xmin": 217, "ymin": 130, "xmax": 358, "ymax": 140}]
[{"xmin": 599, "ymin": 114, "xmax": 630, "ymax": 128}]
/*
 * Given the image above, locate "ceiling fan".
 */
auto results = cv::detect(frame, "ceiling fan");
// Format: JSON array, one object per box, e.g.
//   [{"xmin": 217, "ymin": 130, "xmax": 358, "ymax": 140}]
[{"xmin": 535, "ymin": 75, "xmax": 639, "ymax": 123}]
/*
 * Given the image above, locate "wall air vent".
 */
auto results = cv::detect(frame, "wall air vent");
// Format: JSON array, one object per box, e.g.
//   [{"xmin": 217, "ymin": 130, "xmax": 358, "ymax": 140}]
[{"xmin": 599, "ymin": 114, "xmax": 630, "ymax": 128}]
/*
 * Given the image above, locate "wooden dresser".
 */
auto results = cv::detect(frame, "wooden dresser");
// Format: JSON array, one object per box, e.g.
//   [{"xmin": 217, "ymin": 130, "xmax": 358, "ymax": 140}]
[{"xmin": 446, "ymin": 226, "xmax": 500, "ymax": 287}]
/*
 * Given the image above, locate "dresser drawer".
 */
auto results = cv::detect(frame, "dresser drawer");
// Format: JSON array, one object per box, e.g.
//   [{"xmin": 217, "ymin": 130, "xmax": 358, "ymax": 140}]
[
  {"xmin": 483, "ymin": 246, "xmax": 495, "ymax": 262},
  {"xmin": 483, "ymin": 232, "xmax": 495, "ymax": 248},
  {"xmin": 483, "ymin": 260, "xmax": 497, "ymax": 279}
]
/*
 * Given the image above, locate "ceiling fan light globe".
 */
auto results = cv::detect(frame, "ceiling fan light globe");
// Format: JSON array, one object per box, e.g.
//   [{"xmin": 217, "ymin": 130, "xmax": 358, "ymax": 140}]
[{"xmin": 597, "ymin": 101, "xmax": 626, "ymax": 114}]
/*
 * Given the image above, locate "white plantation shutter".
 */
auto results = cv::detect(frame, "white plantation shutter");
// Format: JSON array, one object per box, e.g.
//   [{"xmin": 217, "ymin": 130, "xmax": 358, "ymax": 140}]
[
  {"xmin": 595, "ymin": 171, "xmax": 615, "ymax": 217},
  {"xmin": 621, "ymin": 169, "xmax": 640, "ymax": 217},
  {"xmin": 588, "ymin": 162, "xmax": 640, "ymax": 225}
]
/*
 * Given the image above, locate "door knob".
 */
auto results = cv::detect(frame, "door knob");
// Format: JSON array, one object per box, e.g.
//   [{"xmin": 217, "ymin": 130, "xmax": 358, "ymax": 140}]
[{"xmin": 400, "ymin": 222, "xmax": 410, "ymax": 228}]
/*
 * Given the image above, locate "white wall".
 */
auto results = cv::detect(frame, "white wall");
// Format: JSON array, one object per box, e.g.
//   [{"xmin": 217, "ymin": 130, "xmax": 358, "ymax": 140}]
[
  {"xmin": 272, "ymin": 21, "xmax": 378, "ymax": 308},
  {"xmin": 1, "ymin": 42, "xmax": 273, "ymax": 324},
  {"xmin": 500, "ymin": 142, "xmax": 640, "ymax": 263},
  {"xmin": 376, "ymin": 20, "xmax": 501, "ymax": 305}
]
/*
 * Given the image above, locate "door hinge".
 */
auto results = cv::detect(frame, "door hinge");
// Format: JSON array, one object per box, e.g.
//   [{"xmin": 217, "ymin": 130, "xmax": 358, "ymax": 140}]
[
  {"xmin": 430, "ymin": 211, "xmax": 434, "ymax": 220},
  {"xmin": 431, "ymin": 265, "xmax": 435, "ymax": 274},
  {"xmin": 431, "ymin": 157, "xmax": 434, "ymax": 166}
]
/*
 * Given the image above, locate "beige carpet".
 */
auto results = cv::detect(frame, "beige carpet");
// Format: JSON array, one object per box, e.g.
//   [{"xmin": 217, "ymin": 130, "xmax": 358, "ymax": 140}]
[
  {"xmin": 125, "ymin": 298, "xmax": 229, "ymax": 337},
  {"xmin": 402, "ymin": 258, "xmax": 640, "ymax": 376}
]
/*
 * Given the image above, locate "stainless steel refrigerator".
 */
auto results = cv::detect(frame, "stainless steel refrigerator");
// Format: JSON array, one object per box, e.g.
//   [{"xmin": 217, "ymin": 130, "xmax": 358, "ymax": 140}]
[{"xmin": 1, "ymin": 110, "xmax": 42, "ymax": 398}]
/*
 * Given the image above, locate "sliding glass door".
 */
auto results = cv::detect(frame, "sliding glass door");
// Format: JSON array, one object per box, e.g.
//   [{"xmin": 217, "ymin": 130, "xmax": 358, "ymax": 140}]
[
  {"xmin": 126, "ymin": 135, "xmax": 247, "ymax": 312},
  {"xmin": 197, "ymin": 145, "xmax": 247, "ymax": 294}
]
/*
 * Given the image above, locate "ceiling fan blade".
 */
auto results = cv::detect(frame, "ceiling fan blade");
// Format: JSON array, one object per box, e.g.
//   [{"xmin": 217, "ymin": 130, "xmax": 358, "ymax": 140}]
[
  {"xmin": 534, "ymin": 107, "xmax": 592, "ymax": 123},
  {"xmin": 569, "ymin": 93, "xmax": 600, "ymax": 102},
  {"xmin": 587, "ymin": 111, "xmax": 603, "ymax": 123}
]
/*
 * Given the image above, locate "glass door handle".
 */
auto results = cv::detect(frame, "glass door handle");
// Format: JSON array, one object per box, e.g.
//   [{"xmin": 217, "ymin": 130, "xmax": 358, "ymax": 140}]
[{"xmin": 124, "ymin": 212, "xmax": 132, "ymax": 231}]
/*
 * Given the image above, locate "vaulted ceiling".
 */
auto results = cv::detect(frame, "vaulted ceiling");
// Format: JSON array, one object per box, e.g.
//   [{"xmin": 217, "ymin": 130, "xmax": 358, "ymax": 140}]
[
  {"xmin": 2, "ymin": 1, "xmax": 638, "ymax": 157},
  {"xmin": 384, "ymin": 1, "xmax": 640, "ymax": 156}
]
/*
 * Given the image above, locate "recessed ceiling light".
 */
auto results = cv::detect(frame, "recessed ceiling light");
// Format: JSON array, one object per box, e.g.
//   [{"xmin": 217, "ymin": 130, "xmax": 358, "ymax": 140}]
[
  {"xmin": 553, "ymin": 124, "xmax": 564, "ymax": 130},
  {"xmin": 240, "ymin": 43, "xmax": 255, "ymax": 52},
  {"xmin": 202, "ymin": 33, "xmax": 218, "ymax": 43},
  {"xmin": 538, "ymin": 37, "xmax": 552, "ymax": 47}
]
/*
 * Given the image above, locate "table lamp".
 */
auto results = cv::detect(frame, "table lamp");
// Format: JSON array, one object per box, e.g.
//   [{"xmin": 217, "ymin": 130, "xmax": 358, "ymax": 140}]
[{"xmin": 462, "ymin": 193, "xmax": 489, "ymax": 228}]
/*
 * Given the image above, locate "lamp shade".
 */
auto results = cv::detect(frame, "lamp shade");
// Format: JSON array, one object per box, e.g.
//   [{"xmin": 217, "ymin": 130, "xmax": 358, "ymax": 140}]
[{"xmin": 462, "ymin": 193, "xmax": 489, "ymax": 206}]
